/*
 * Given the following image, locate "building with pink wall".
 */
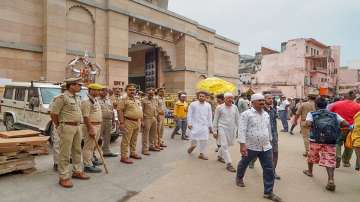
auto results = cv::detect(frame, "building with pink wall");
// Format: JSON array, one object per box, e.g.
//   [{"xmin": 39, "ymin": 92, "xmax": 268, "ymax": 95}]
[
  {"xmin": 250, "ymin": 38, "xmax": 340, "ymax": 98},
  {"xmin": 338, "ymin": 67, "xmax": 360, "ymax": 94}
]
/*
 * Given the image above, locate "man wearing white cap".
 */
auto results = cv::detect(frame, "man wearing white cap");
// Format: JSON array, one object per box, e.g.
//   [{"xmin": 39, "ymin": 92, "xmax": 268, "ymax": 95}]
[
  {"xmin": 235, "ymin": 93, "xmax": 282, "ymax": 202},
  {"xmin": 213, "ymin": 92, "xmax": 239, "ymax": 172}
]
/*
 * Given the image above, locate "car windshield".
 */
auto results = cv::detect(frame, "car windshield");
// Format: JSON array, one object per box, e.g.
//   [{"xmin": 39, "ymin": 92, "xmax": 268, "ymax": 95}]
[
  {"xmin": 78, "ymin": 89, "xmax": 88, "ymax": 100},
  {"xmin": 40, "ymin": 88, "xmax": 61, "ymax": 104},
  {"xmin": 40, "ymin": 88, "xmax": 88, "ymax": 104}
]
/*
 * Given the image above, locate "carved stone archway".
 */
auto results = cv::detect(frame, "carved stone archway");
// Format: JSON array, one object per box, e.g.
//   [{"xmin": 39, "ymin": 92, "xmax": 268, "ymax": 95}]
[
  {"xmin": 128, "ymin": 40, "xmax": 173, "ymax": 90},
  {"xmin": 129, "ymin": 40, "xmax": 172, "ymax": 69}
]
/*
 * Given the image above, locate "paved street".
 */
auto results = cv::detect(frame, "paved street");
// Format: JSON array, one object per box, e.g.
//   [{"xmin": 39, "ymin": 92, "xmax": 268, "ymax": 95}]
[{"xmin": 0, "ymin": 123, "xmax": 359, "ymax": 202}]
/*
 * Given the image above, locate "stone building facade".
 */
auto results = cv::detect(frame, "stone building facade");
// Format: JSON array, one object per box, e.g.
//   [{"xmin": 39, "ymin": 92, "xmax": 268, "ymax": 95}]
[{"xmin": 0, "ymin": 0, "xmax": 240, "ymax": 94}]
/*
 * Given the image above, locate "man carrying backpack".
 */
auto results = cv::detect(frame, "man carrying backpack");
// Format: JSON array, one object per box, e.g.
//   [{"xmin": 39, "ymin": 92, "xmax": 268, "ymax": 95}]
[{"xmin": 303, "ymin": 97, "xmax": 349, "ymax": 192}]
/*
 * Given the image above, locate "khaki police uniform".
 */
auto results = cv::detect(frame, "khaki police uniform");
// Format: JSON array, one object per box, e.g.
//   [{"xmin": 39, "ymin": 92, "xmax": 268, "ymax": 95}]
[
  {"xmin": 112, "ymin": 95, "xmax": 122, "ymax": 109},
  {"xmin": 81, "ymin": 96, "xmax": 103, "ymax": 167},
  {"xmin": 142, "ymin": 97, "xmax": 158, "ymax": 151},
  {"xmin": 296, "ymin": 100, "xmax": 315, "ymax": 153},
  {"xmin": 156, "ymin": 95, "xmax": 167, "ymax": 146},
  {"xmin": 99, "ymin": 96, "xmax": 114, "ymax": 155},
  {"xmin": 118, "ymin": 97, "xmax": 143, "ymax": 158},
  {"xmin": 51, "ymin": 90, "xmax": 83, "ymax": 180}
]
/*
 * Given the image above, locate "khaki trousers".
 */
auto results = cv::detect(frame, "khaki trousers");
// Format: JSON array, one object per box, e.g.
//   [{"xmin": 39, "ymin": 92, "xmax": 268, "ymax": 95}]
[
  {"xmin": 157, "ymin": 116, "xmax": 165, "ymax": 145},
  {"xmin": 58, "ymin": 124, "xmax": 82, "ymax": 180},
  {"xmin": 101, "ymin": 119, "xmax": 112, "ymax": 155},
  {"xmin": 300, "ymin": 121, "xmax": 310, "ymax": 153},
  {"xmin": 82, "ymin": 124, "xmax": 102, "ymax": 167},
  {"xmin": 51, "ymin": 125, "xmax": 60, "ymax": 165},
  {"xmin": 121, "ymin": 119, "xmax": 139, "ymax": 158},
  {"xmin": 142, "ymin": 117, "xmax": 158, "ymax": 152}
]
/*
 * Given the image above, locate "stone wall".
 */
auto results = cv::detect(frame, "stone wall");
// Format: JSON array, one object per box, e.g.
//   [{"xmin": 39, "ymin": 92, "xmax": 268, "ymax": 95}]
[
  {"xmin": 339, "ymin": 68, "xmax": 359, "ymax": 84},
  {"xmin": 0, "ymin": 48, "xmax": 42, "ymax": 81},
  {"xmin": 129, "ymin": 49, "xmax": 146, "ymax": 76},
  {"xmin": 0, "ymin": 0, "xmax": 240, "ymax": 94},
  {"xmin": 0, "ymin": 0, "xmax": 43, "ymax": 81}
]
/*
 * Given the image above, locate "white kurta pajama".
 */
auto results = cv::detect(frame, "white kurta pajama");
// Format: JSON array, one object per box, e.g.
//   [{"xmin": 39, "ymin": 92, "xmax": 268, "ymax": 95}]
[
  {"xmin": 213, "ymin": 104, "xmax": 240, "ymax": 164},
  {"xmin": 187, "ymin": 101, "xmax": 213, "ymax": 154}
]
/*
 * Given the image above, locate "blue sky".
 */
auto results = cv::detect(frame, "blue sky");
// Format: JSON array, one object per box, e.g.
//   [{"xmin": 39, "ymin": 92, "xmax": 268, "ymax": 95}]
[{"xmin": 169, "ymin": 0, "xmax": 360, "ymax": 66}]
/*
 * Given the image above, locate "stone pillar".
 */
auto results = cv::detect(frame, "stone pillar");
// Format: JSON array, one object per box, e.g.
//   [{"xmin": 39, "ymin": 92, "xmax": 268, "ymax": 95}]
[
  {"xmin": 175, "ymin": 35, "xmax": 185, "ymax": 67},
  {"xmin": 106, "ymin": 11, "xmax": 129, "ymax": 87},
  {"xmin": 42, "ymin": 0, "xmax": 67, "ymax": 81},
  {"xmin": 207, "ymin": 44, "xmax": 215, "ymax": 77},
  {"xmin": 94, "ymin": 8, "xmax": 107, "ymax": 84}
]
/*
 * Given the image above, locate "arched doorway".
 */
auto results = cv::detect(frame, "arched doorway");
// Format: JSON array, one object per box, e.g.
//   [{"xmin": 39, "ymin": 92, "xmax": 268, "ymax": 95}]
[{"xmin": 128, "ymin": 41, "xmax": 171, "ymax": 91}]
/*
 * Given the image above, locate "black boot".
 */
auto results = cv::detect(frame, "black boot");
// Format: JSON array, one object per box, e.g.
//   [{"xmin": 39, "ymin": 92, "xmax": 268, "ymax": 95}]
[
  {"xmin": 53, "ymin": 164, "xmax": 58, "ymax": 172},
  {"xmin": 289, "ymin": 124, "xmax": 296, "ymax": 135}
]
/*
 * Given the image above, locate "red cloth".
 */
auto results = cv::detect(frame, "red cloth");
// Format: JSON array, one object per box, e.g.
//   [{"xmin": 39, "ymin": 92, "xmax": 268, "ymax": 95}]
[{"xmin": 330, "ymin": 100, "xmax": 360, "ymax": 125}]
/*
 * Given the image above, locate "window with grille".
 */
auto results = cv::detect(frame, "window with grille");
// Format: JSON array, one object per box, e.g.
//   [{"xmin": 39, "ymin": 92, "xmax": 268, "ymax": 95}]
[
  {"xmin": 4, "ymin": 87, "xmax": 14, "ymax": 99},
  {"xmin": 14, "ymin": 87, "xmax": 26, "ymax": 101}
]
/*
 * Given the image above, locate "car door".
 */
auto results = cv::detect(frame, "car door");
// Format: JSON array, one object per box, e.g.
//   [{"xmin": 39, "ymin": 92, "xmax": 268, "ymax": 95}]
[
  {"xmin": 13, "ymin": 87, "xmax": 27, "ymax": 123},
  {"xmin": 24, "ymin": 87, "xmax": 41, "ymax": 127},
  {"xmin": 1, "ymin": 86, "xmax": 15, "ymax": 117}
]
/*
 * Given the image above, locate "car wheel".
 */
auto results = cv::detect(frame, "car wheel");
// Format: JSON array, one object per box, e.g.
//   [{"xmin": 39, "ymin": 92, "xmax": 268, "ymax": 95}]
[{"xmin": 5, "ymin": 115, "xmax": 15, "ymax": 131}]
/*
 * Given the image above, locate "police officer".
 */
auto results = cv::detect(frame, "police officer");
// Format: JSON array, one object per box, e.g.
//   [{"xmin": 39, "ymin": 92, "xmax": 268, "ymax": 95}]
[
  {"xmin": 99, "ymin": 87, "xmax": 118, "ymax": 157},
  {"xmin": 49, "ymin": 83, "xmax": 66, "ymax": 172},
  {"xmin": 50, "ymin": 77, "xmax": 89, "ymax": 188},
  {"xmin": 81, "ymin": 83, "xmax": 104, "ymax": 173},
  {"xmin": 118, "ymin": 84, "xmax": 143, "ymax": 164},
  {"xmin": 112, "ymin": 86, "xmax": 123, "ymax": 109},
  {"xmin": 142, "ymin": 87, "xmax": 160, "ymax": 154},
  {"xmin": 156, "ymin": 87, "xmax": 167, "ymax": 148}
]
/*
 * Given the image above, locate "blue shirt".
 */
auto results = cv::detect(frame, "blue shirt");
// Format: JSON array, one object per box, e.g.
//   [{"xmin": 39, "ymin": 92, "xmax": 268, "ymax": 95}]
[{"xmin": 264, "ymin": 105, "xmax": 278, "ymax": 142}]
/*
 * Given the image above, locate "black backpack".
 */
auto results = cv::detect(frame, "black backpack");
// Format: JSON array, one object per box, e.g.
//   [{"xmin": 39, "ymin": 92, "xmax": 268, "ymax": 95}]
[{"xmin": 311, "ymin": 110, "xmax": 341, "ymax": 144}]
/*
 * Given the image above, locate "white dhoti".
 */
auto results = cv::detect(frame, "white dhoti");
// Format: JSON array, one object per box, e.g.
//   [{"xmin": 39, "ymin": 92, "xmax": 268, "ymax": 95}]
[
  {"xmin": 187, "ymin": 101, "xmax": 213, "ymax": 155},
  {"xmin": 213, "ymin": 104, "xmax": 240, "ymax": 165},
  {"xmin": 218, "ymin": 127, "xmax": 237, "ymax": 164},
  {"xmin": 190, "ymin": 139, "xmax": 208, "ymax": 154}
]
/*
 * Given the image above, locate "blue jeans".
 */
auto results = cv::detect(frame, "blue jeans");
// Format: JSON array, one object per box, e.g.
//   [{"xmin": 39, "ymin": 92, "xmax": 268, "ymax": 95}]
[
  {"xmin": 279, "ymin": 110, "xmax": 288, "ymax": 131},
  {"xmin": 173, "ymin": 118, "xmax": 187, "ymax": 136},
  {"xmin": 236, "ymin": 149, "xmax": 275, "ymax": 194}
]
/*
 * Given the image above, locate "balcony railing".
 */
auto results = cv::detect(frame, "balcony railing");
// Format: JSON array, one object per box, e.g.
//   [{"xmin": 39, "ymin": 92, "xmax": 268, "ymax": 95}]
[{"xmin": 309, "ymin": 67, "xmax": 327, "ymax": 74}]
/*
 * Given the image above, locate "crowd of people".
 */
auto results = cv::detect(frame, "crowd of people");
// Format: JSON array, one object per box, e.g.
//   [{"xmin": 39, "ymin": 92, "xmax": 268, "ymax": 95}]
[{"xmin": 49, "ymin": 77, "xmax": 360, "ymax": 202}]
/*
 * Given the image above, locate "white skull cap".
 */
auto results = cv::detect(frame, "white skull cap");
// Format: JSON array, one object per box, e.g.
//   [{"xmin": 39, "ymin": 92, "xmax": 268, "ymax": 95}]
[
  {"xmin": 224, "ymin": 92, "xmax": 233, "ymax": 97},
  {"xmin": 251, "ymin": 93, "xmax": 265, "ymax": 101}
]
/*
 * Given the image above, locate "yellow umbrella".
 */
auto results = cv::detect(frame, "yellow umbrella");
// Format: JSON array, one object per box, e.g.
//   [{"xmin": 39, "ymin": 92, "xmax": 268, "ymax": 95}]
[{"xmin": 196, "ymin": 77, "xmax": 236, "ymax": 95}]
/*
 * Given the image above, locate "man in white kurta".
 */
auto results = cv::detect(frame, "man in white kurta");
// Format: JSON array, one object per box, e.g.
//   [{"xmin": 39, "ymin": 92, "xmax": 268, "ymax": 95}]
[
  {"xmin": 213, "ymin": 93, "xmax": 239, "ymax": 172},
  {"xmin": 187, "ymin": 91, "xmax": 213, "ymax": 160}
]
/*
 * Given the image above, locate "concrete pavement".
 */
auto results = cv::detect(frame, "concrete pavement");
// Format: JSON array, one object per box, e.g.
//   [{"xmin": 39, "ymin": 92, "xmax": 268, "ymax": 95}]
[{"xmin": 0, "ymin": 124, "xmax": 359, "ymax": 202}]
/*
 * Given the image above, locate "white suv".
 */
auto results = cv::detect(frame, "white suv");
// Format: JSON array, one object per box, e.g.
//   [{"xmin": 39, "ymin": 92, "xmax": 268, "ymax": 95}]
[
  {"xmin": 0, "ymin": 81, "xmax": 88, "ymax": 135},
  {"xmin": 0, "ymin": 81, "xmax": 120, "ymax": 143},
  {"xmin": 0, "ymin": 81, "xmax": 120, "ymax": 142}
]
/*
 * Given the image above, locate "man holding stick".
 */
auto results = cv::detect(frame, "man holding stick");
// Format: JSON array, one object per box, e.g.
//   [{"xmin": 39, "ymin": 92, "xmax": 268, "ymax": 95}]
[{"xmin": 81, "ymin": 83, "xmax": 104, "ymax": 173}]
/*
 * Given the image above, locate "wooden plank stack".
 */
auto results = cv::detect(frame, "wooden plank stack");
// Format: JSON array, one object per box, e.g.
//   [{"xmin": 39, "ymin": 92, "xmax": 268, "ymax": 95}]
[{"xmin": 0, "ymin": 130, "xmax": 49, "ymax": 175}]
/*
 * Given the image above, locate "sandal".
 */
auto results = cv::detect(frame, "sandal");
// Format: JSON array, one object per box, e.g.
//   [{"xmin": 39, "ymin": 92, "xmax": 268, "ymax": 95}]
[
  {"xmin": 226, "ymin": 164, "xmax": 236, "ymax": 173},
  {"xmin": 325, "ymin": 182, "xmax": 336, "ymax": 192},
  {"xmin": 303, "ymin": 170, "xmax": 313, "ymax": 177},
  {"xmin": 217, "ymin": 156, "xmax": 225, "ymax": 164}
]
